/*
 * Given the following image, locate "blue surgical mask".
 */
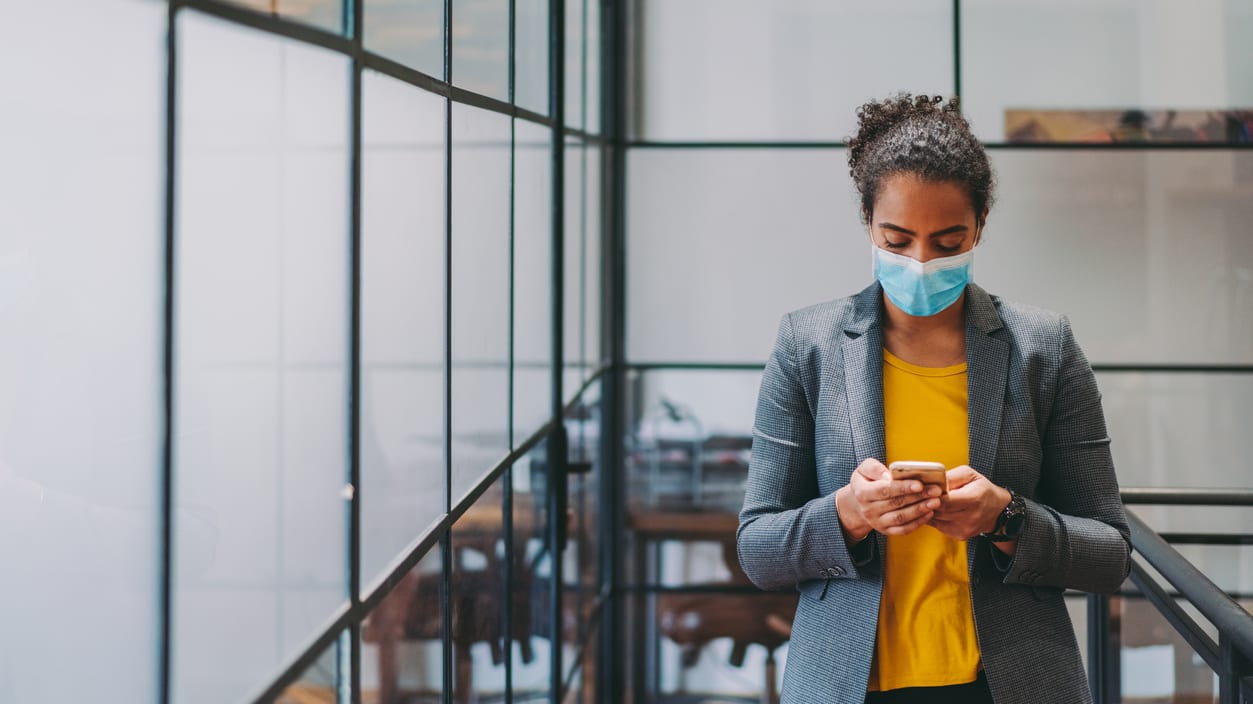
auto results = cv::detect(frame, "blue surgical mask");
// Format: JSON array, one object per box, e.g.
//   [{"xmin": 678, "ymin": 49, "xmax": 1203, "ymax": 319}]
[{"xmin": 872, "ymin": 245, "xmax": 974, "ymax": 317}]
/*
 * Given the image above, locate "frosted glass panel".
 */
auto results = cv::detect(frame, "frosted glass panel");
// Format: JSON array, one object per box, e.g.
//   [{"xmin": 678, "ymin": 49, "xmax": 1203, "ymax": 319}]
[
  {"xmin": 627, "ymin": 149, "xmax": 862, "ymax": 363},
  {"xmin": 0, "ymin": 1, "xmax": 164, "ymax": 701},
  {"xmin": 563, "ymin": 141, "xmax": 584, "ymax": 384},
  {"xmin": 564, "ymin": 0, "xmax": 585, "ymax": 132},
  {"xmin": 515, "ymin": 0, "xmax": 549, "ymax": 115},
  {"xmin": 174, "ymin": 15, "xmax": 349, "ymax": 703},
  {"xmin": 361, "ymin": 71, "xmax": 447, "ymax": 587},
  {"xmin": 453, "ymin": 0, "xmax": 509, "ymax": 101},
  {"xmin": 977, "ymin": 150, "xmax": 1253, "ymax": 365},
  {"xmin": 514, "ymin": 121, "xmax": 553, "ymax": 442},
  {"xmin": 634, "ymin": 0, "xmax": 952, "ymax": 140},
  {"xmin": 585, "ymin": 145, "xmax": 602, "ymax": 366},
  {"xmin": 962, "ymin": 0, "xmax": 1253, "ymax": 141},
  {"xmin": 451, "ymin": 105, "xmax": 511, "ymax": 503},
  {"xmin": 1098, "ymin": 372, "xmax": 1253, "ymax": 491},
  {"xmin": 365, "ymin": 0, "xmax": 444, "ymax": 78}
]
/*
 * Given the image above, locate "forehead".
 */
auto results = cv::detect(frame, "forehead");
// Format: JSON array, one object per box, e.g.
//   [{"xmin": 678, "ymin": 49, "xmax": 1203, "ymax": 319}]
[{"xmin": 872, "ymin": 174, "xmax": 975, "ymax": 226}]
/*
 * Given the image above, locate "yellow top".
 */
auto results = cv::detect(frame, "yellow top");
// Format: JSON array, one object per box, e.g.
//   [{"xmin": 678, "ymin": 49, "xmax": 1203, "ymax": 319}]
[{"xmin": 867, "ymin": 349, "xmax": 981, "ymax": 692}]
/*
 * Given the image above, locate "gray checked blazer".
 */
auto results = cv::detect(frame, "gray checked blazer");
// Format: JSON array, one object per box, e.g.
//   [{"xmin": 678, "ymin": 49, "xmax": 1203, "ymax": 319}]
[{"xmin": 737, "ymin": 282, "xmax": 1131, "ymax": 704}]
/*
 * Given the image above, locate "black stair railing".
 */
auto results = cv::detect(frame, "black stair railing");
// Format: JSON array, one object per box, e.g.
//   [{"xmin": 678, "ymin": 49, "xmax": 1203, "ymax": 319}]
[{"xmin": 1087, "ymin": 489, "xmax": 1253, "ymax": 704}]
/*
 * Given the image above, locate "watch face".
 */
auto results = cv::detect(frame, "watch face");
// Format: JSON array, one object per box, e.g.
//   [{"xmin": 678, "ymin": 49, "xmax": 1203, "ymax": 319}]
[{"xmin": 1004, "ymin": 513, "xmax": 1026, "ymax": 538}]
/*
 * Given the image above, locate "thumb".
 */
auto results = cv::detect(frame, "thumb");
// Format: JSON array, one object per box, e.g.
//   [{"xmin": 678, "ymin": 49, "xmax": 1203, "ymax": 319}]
[
  {"xmin": 856, "ymin": 458, "xmax": 889, "ymax": 481},
  {"xmin": 946, "ymin": 464, "xmax": 980, "ymax": 489}
]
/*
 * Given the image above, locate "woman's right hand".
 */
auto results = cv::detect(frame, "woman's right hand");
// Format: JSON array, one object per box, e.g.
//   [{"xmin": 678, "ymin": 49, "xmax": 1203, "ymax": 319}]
[{"xmin": 835, "ymin": 458, "xmax": 943, "ymax": 542}]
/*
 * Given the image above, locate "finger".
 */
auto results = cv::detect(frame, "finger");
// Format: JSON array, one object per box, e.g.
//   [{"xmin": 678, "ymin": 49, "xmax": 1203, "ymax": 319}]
[
  {"xmin": 879, "ymin": 496, "xmax": 942, "ymax": 530},
  {"xmin": 945, "ymin": 465, "xmax": 980, "ymax": 490},
  {"xmin": 865, "ymin": 479, "xmax": 928, "ymax": 506},
  {"xmin": 855, "ymin": 458, "xmax": 889, "ymax": 481},
  {"xmin": 881, "ymin": 509, "xmax": 936, "ymax": 536}
]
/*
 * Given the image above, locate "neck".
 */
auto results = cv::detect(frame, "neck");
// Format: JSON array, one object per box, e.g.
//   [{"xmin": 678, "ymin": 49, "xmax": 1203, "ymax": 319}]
[{"xmin": 881, "ymin": 290, "xmax": 967, "ymax": 337}]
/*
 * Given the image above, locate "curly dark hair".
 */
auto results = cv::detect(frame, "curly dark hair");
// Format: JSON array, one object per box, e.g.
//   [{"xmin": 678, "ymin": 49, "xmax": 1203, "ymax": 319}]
[{"xmin": 847, "ymin": 94, "xmax": 994, "ymax": 225}]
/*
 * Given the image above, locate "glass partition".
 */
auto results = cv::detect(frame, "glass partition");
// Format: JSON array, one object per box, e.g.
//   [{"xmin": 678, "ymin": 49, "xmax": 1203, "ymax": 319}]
[
  {"xmin": 631, "ymin": 0, "xmax": 953, "ymax": 140},
  {"xmin": 173, "ymin": 13, "xmax": 350, "ymax": 702}
]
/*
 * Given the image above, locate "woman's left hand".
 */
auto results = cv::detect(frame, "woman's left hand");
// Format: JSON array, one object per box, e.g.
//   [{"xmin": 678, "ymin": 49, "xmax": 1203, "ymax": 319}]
[{"xmin": 929, "ymin": 465, "xmax": 1013, "ymax": 547}]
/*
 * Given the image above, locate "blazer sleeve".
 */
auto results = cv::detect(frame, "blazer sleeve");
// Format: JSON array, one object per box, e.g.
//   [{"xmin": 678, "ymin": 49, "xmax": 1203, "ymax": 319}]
[
  {"xmin": 1001, "ymin": 316, "xmax": 1131, "ymax": 594},
  {"xmin": 736, "ymin": 313, "xmax": 872, "ymax": 591}
]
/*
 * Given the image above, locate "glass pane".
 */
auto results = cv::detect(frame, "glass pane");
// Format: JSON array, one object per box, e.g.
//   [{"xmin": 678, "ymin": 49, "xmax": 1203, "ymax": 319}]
[
  {"xmin": 564, "ymin": 139, "xmax": 585, "ymax": 393},
  {"xmin": 1117, "ymin": 583, "xmax": 1221, "ymax": 704},
  {"xmin": 0, "ymin": 1, "xmax": 164, "ymax": 701},
  {"xmin": 1097, "ymin": 373, "xmax": 1253, "ymax": 494},
  {"xmin": 963, "ymin": 0, "xmax": 1253, "ymax": 142},
  {"xmin": 362, "ymin": 549, "xmax": 444, "ymax": 704},
  {"xmin": 512, "ymin": 446, "xmax": 554, "ymax": 698},
  {"xmin": 514, "ymin": 120, "xmax": 554, "ymax": 443},
  {"xmin": 564, "ymin": 0, "xmax": 585, "ymax": 132},
  {"xmin": 276, "ymin": 635, "xmax": 342, "ymax": 704},
  {"xmin": 364, "ymin": 0, "xmax": 444, "ymax": 78},
  {"xmin": 565, "ymin": 381, "xmax": 602, "ymax": 683},
  {"xmin": 625, "ymin": 369, "xmax": 756, "ymax": 577},
  {"xmin": 450, "ymin": 474, "xmax": 508, "ymax": 699},
  {"xmin": 452, "ymin": 0, "xmax": 509, "ymax": 102},
  {"xmin": 633, "ymin": 0, "xmax": 953, "ymax": 140},
  {"xmin": 451, "ymin": 105, "xmax": 511, "ymax": 503},
  {"xmin": 585, "ymin": 0, "xmax": 601, "ymax": 134},
  {"xmin": 627, "ymin": 149, "xmax": 856, "ymax": 363},
  {"xmin": 361, "ymin": 71, "xmax": 447, "ymax": 587},
  {"xmin": 977, "ymin": 150, "xmax": 1253, "ymax": 365},
  {"xmin": 624, "ymin": 590, "xmax": 791, "ymax": 702},
  {"xmin": 515, "ymin": 0, "xmax": 549, "ymax": 115},
  {"xmin": 584, "ymin": 144, "xmax": 602, "ymax": 368},
  {"xmin": 222, "ymin": 0, "xmax": 344, "ymax": 33},
  {"xmin": 174, "ymin": 15, "xmax": 350, "ymax": 703}
]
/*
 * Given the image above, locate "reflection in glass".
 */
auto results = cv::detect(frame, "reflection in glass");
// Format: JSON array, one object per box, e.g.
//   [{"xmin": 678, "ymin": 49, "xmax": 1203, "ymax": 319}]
[
  {"xmin": 452, "ymin": 0, "xmax": 510, "ymax": 102},
  {"xmin": 365, "ymin": 0, "xmax": 444, "ymax": 78},
  {"xmin": 512, "ymin": 447, "xmax": 554, "ymax": 698},
  {"xmin": 962, "ymin": 0, "xmax": 1253, "ymax": 141},
  {"xmin": 632, "ymin": 0, "xmax": 952, "ymax": 140},
  {"xmin": 362, "ymin": 549, "xmax": 444, "ymax": 704},
  {"xmin": 361, "ymin": 70, "xmax": 448, "ymax": 588},
  {"xmin": 174, "ymin": 14, "xmax": 349, "ymax": 703},
  {"xmin": 276, "ymin": 635, "xmax": 341, "ymax": 703},
  {"xmin": 451, "ymin": 105, "xmax": 511, "ymax": 503},
  {"xmin": 513, "ymin": 120, "xmax": 554, "ymax": 444},
  {"xmin": 223, "ymin": 0, "xmax": 344, "ymax": 33},
  {"xmin": 450, "ymin": 474, "xmax": 508, "ymax": 699},
  {"xmin": 0, "ymin": 1, "xmax": 164, "ymax": 701}
]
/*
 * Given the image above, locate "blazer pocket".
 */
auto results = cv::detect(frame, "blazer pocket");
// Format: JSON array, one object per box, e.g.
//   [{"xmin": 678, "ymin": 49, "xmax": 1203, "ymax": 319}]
[{"xmin": 797, "ymin": 578, "xmax": 829, "ymax": 602}]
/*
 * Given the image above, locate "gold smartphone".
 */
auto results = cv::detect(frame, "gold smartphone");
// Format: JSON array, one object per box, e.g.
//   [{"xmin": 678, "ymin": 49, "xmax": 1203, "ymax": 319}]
[{"xmin": 888, "ymin": 460, "xmax": 948, "ymax": 496}]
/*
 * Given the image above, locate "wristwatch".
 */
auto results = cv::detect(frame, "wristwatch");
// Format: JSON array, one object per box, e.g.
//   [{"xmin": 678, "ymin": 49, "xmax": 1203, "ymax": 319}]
[{"xmin": 981, "ymin": 487, "xmax": 1026, "ymax": 542}]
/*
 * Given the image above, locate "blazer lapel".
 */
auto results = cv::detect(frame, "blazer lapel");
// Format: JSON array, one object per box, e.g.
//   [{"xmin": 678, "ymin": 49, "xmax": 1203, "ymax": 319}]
[
  {"xmin": 964, "ymin": 283, "xmax": 1009, "ymax": 484},
  {"xmin": 841, "ymin": 283, "xmax": 886, "ymax": 468}
]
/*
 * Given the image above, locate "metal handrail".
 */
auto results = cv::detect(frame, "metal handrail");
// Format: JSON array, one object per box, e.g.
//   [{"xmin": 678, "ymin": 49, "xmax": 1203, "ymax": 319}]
[
  {"xmin": 1126, "ymin": 509, "xmax": 1253, "ymax": 661},
  {"xmin": 1086, "ymin": 494, "xmax": 1253, "ymax": 704},
  {"xmin": 1122, "ymin": 487, "xmax": 1253, "ymax": 506}
]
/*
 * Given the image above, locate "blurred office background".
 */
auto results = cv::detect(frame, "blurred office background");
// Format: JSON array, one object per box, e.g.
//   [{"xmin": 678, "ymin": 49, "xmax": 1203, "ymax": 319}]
[{"xmin": 1, "ymin": 0, "xmax": 1251, "ymax": 703}]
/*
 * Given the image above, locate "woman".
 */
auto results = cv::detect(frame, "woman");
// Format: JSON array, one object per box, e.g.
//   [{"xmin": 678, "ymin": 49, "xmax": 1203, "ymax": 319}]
[{"xmin": 736, "ymin": 94, "xmax": 1131, "ymax": 704}]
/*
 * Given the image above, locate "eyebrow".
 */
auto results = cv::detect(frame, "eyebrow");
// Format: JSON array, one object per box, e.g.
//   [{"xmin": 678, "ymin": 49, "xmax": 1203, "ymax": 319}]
[{"xmin": 880, "ymin": 222, "xmax": 968, "ymax": 237}]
